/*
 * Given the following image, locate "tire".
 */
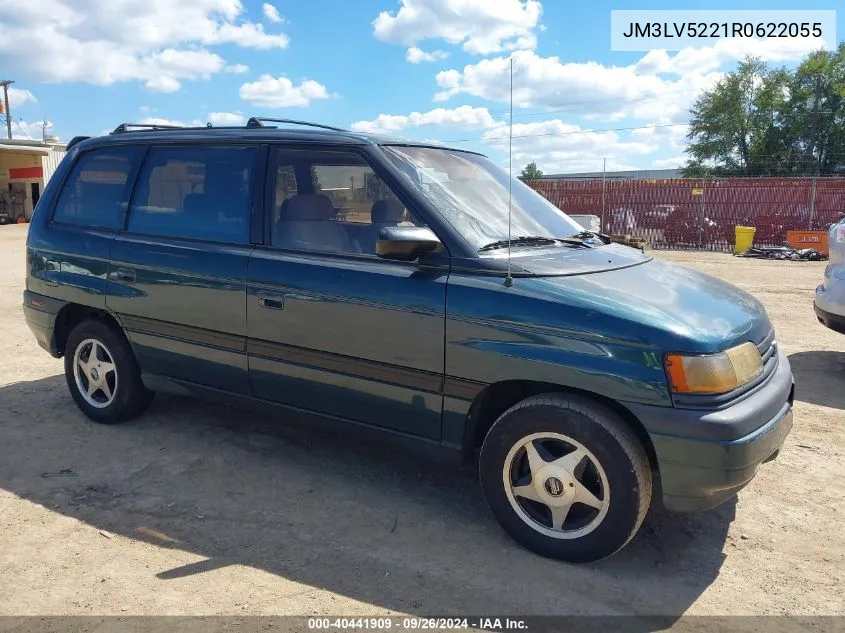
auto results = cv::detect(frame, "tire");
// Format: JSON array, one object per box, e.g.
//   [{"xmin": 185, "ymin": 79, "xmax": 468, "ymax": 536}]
[
  {"xmin": 63, "ymin": 318, "xmax": 153, "ymax": 424},
  {"xmin": 479, "ymin": 394, "xmax": 652, "ymax": 563}
]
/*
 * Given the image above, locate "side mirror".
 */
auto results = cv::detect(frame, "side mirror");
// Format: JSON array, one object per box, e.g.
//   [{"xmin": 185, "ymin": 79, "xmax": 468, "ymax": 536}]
[{"xmin": 376, "ymin": 226, "xmax": 442, "ymax": 261}]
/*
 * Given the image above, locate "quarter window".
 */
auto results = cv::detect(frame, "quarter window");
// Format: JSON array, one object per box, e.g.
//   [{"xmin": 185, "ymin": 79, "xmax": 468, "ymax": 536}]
[
  {"xmin": 128, "ymin": 145, "xmax": 256, "ymax": 243},
  {"xmin": 53, "ymin": 146, "xmax": 142, "ymax": 229}
]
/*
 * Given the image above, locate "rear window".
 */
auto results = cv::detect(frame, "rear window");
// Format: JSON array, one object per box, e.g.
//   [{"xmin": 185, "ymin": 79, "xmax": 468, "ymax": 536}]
[
  {"xmin": 128, "ymin": 145, "xmax": 257, "ymax": 244},
  {"xmin": 53, "ymin": 147, "xmax": 142, "ymax": 229}
]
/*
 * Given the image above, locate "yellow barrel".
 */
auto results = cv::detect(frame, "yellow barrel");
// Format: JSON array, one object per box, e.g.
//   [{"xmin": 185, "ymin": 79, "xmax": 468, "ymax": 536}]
[{"xmin": 734, "ymin": 226, "xmax": 756, "ymax": 253}]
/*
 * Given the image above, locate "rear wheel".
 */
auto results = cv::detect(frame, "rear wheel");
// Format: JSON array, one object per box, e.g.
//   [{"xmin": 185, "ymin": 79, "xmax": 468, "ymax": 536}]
[
  {"xmin": 64, "ymin": 319, "xmax": 153, "ymax": 424},
  {"xmin": 479, "ymin": 394, "xmax": 652, "ymax": 562}
]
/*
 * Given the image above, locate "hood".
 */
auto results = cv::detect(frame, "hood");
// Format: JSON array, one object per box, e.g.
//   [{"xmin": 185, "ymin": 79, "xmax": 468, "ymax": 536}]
[{"xmin": 518, "ymin": 249, "xmax": 771, "ymax": 353}]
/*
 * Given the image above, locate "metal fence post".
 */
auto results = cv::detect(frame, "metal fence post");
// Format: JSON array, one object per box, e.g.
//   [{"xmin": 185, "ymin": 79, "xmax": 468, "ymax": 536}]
[
  {"xmin": 601, "ymin": 159, "xmax": 607, "ymax": 232},
  {"xmin": 809, "ymin": 177, "xmax": 817, "ymax": 230},
  {"xmin": 697, "ymin": 180, "xmax": 706, "ymax": 249}
]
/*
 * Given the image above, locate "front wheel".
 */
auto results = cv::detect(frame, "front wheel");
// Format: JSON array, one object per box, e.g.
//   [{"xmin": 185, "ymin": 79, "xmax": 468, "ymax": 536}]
[
  {"xmin": 479, "ymin": 394, "xmax": 652, "ymax": 563},
  {"xmin": 64, "ymin": 319, "xmax": 153, "ymax": 424}
]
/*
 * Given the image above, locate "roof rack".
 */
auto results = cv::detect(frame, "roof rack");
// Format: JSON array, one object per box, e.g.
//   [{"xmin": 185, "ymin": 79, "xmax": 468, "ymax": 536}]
[
  {"xmin": 245, "ymin": 117, "xmax": 345, "ymax": 132},
  {"xmin": 108, "ymin": 118, "xmax": 346, "ymax": 136},
  {"xmin": 111, "ymin": 122, "xmax": 213, "ymax": 134}
]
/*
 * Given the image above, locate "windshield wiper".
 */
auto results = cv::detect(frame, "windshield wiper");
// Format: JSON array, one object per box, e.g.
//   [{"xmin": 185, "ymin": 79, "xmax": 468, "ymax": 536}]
[
  {"xmin": 478, "ymin": 236, "xmax": 558, "ymax": 252},
  {"xmin": 479, "ymin": 235, "xmax": 599, "ymax": 252}
]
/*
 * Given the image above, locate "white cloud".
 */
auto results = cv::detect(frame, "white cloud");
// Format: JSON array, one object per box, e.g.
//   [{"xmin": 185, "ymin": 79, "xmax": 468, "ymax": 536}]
[
  {"xmin": 239, "ymin": 75, "xmax": 330, "ymax": 108},
  {"xmin": 481, "ymin": 119, "xmax": 657, "ymax": 174},
  {"xmin": 141, "ymin": 114, "xmax": 246, "ymax": 128},
  {"xmin": 351, "ymin": 105, "xmax": 501, "ymax": 134},
  {"xmin": 208, "ymin": 111, "xmax": 246, "ymax": 125},
  {"xmin": 212, "ymin": 22, "xmax": 288, "ymax": 49},
  {"xmin": 635, "ymin": 37, "xmax": 829, "ymax": 76},
  {"xmin": 406, "ymin": 47, "xmax": 448, "ymax": 64},
  {"xmin": 139, "ymin": 117, "xmax": 196, "ymax": 127},
  {"xmin": 11, "ymin": 119, "xmax": 53, "ymax": 140},
  {"xmin": 7, "ymin": 87, "xmax": 37, "ymax": 109},
  {"xmin": 225, "ymin": 63, "xmax": 250, "ymax": 73},
  {"xmin": 651, "ymin": 156, "xmax": 687, "ymax": 169},
  {"xmin": 434, "ymin": 39, "xmax": 816, "ymax": 123},
  {"xmin": 145, "ymin": 76, "xmax": 182, "ymax": 93},
  {"xmin": 373, "ymin": 0, "xmax": 541, "ymax": 55},
  {"xmin": 0, "ymin": 0, "xmax": 289, "ymax": 92},
  {"xmin": 631, "ymin": 120, "xmax": 689, "ymax": 149},
  {"xmin": 262, "ymin": 3, "xmax": 283, "ymax": 23},
  {"xmin": 435, "ymin": 50, "xmax": 674, "ymax": 109},
  {"xmin": 349, "ymin": 105, "xmax": 675, "ymax": 171}
]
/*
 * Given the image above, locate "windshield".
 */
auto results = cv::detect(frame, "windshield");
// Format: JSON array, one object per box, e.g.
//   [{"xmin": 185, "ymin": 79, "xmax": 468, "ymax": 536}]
[{"xmin": 382, "ymin": 146, "xmax": 584, "ymax": 251}]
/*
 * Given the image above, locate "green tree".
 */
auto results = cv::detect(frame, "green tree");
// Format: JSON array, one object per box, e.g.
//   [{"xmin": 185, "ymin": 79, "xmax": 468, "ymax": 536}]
[
  {"xmin": 683, "ymin": 45, "xmax": 845, "ymax": 176},
  {"xmin": 779, "ymin": 43, "xmax": 845, "ymax": 175},
  {"xmin": 684, "ymin": 58, "xmax": 791, "ymax": 176},
  {"xmin": 519, "ymin": 161, "xmax": 543, "ymax": 181}
]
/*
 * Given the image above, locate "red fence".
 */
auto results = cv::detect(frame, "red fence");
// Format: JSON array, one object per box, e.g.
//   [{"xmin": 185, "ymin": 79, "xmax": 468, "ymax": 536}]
[{"xmin": 531, "ymin": 177, "xmax": 845, "ymax": 251}]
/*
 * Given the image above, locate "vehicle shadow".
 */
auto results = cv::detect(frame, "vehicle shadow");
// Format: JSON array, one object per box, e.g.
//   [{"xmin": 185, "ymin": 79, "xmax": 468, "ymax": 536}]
[
  {"xmin": 788, "ymin": 351, "xmax": 845, "ymax": 410},
  {"xmin": 0, "ymin": 375, "xmax": 734, "ymax": 621}
]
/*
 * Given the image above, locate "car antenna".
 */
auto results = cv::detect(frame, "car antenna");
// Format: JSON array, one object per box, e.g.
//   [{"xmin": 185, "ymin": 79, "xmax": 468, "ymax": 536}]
[{"xmin": 504, "ymin": 56, "xmax": 515, "ymax": 288}]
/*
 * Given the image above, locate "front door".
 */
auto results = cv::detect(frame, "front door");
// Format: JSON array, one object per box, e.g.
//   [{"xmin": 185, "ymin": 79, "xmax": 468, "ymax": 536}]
[
  {"xmin": 246, "ymin": 147, "xmax": 448, "ymax": 439},
  {"xmin": 107, "ymin": 144, "xmax": 260, "ymax": 394}
]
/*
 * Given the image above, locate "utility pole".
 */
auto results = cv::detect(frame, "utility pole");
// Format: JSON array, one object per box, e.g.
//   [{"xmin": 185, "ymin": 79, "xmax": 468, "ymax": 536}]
[
  {"xmin": 809, "ymin": 177, "xmax": 817, "ymax": 230},
  {"xmin": 808, "ymin": 74, "xmax": 823, "ymax": 175},
  {"xmin": 0, "ymin": 80, "xmax": 14, "ymax": 139},
  {"xmin": 601, "ymin": 157, "xmax": 607, "ymax": 232}
]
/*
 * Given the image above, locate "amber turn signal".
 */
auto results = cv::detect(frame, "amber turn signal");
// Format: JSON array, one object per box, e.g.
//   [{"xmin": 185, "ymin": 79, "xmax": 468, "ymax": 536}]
[{"xmin": 665, "ymin": 342, "xmax": 764, "ymax": 395}]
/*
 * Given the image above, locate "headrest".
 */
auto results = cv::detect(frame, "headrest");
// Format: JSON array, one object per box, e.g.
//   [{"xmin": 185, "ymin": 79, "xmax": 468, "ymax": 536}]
[
  {"xmin": 371, "ymin": 199, "xmax": 405, "ymax": 223},
  {"xmin": 284, "ymin": 194, "xmax": 335, "ymax": 221}
]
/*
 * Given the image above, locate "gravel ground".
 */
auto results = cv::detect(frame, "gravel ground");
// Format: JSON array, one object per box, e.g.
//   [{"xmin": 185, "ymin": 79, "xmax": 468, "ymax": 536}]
[{"xmin": 0, "ymin": 223, "xmax": 843, "ymax": 619}]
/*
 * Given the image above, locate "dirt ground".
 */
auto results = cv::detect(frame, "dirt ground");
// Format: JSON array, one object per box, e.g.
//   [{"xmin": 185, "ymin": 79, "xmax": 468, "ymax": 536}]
[{"xmin": 0, "ymin": 222, "xmax": 843, "ymax": 618}]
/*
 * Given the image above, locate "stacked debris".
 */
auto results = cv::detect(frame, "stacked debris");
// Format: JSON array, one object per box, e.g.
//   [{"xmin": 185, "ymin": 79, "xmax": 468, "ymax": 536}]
[
  {"xmin": 737, "ymin": 246, "xmax": 828, "ymax": 261},
  {"xmin": 610, "ymin": 234, "xmax": 648, "ymax": 251}
]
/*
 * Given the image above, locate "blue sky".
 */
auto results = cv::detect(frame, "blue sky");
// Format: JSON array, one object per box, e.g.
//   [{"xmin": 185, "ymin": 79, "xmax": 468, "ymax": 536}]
[{"xmin": 1, "ymin": 0, "xmax": 842, "ymax": 173}]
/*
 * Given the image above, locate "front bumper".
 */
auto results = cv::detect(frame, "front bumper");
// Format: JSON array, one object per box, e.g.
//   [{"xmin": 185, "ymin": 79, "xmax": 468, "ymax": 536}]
[
  {"xmin": 624, "ymin": 349, "xmax": 795, "ymax": 512},
  {"xmin": 815, "ymin": 263, "xmax": 845, "ymax": 333},
  {"xmin": 815, "ymin": 303, "xmax": 845, "ymax": 334}
]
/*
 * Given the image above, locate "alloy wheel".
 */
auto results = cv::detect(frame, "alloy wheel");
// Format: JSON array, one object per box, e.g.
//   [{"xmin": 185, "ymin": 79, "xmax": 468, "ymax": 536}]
[
  {"xmin": 72, "ymin": 338, "xmax": 119, "ymax": 409},
  {"xmin": 502, "ymin": 432, "xmax": 610, "ymax": 539}
]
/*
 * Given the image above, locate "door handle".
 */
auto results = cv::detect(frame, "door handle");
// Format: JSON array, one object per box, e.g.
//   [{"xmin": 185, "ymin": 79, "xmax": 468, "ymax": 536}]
[
  {"xmin": 116, "ymin": 268, "xmax": 136, "ymax": 283},
  {"xmin": 258, "ymin": 294, "xmax": 285, "ymax": 310}
]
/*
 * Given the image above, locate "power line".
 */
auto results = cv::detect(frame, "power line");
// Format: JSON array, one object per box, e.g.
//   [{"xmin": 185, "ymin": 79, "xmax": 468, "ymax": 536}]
[
  {"xmin": 440, "ymin": 121, "xmax": 845, "ymax": 154},
  {"xmin": 442, "ymin": 122, "xmax": 689, "ymax": 144},
  {"xmin": 498, "ymin": 153, "xmax": 845, "ymax": 164},
  {"xmin": 487, "ymin": 88, "xmax": 700, "ymax": 120}
]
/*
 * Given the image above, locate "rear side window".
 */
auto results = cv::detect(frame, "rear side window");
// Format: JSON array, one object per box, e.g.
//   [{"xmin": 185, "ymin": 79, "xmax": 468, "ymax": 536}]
[
  {"xmin": 128, "ymin": 145, "xmax": 257, "ymax": 244},
  {"xmin": 53, "ymin": 146, "xmax": 142, "ymax": 229}
]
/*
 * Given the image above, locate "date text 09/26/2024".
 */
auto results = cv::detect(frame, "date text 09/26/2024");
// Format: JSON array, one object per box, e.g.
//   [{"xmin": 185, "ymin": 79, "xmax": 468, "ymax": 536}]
[{"xmin": 307, "ymin": 618, "xmax": 528, "ymax": 631}]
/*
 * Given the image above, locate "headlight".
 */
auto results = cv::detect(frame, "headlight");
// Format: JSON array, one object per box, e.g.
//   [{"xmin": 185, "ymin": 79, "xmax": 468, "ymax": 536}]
[{"xmin": 665, "ymin": 342, "xmax": 763, "ymax": 395}]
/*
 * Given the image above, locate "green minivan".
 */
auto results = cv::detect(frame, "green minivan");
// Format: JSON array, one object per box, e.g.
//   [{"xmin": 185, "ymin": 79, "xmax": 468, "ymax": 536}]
[{"xmin": 23, "ymin": 119, "xmax": 794, "ymax": 562}]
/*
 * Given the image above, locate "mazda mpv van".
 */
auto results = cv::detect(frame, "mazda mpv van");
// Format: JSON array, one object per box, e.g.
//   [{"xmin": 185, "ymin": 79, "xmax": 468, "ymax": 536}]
[{"xmin": 23, "ymin": 118, "xmax": 795, "ymax": 562}]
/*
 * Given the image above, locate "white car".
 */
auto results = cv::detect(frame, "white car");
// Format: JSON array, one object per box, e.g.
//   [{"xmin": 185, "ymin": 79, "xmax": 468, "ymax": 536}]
[
  {"xmin": 568, "ymin": 214, "xmax": 601, "ymax": 233},
  {"xmin": 815, "ymin": 218, "xmax": 845, "ymax": 334}
]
